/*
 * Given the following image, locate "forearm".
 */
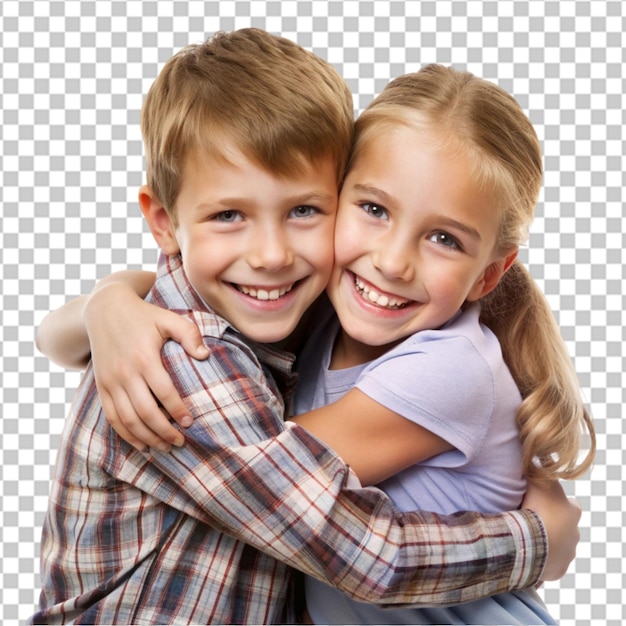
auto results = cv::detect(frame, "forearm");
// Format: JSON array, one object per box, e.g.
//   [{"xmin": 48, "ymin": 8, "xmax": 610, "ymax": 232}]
[
  {"xmin": 237, "ymin": 428, "xmax": 545, "ymax": 605},
  {"xmin": 35, "ymin": 270, "xmax": 156, "ymax": 370},
  {"xmin": 141, "ymin": 340, "xmax": 546, "ymax": 605},
  {"xmin": 152, "ymin": 421, "xmax": 545, "ymax": 605},
  {"xmin": 35, "ymin": 295, "xmax": 91, "ymax": 369}
]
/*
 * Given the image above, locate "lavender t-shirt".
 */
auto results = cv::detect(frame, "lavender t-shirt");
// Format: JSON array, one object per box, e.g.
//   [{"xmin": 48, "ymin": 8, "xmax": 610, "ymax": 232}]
[{"xmin": 293, "ymin": 302, "xmax": 553, "ymax": 625}]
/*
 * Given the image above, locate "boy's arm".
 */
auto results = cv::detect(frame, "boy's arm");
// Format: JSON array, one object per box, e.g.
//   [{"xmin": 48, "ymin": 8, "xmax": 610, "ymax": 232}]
[{"xmin": 130, "ymin": 337, "xmax": 574, "ymax": 605}]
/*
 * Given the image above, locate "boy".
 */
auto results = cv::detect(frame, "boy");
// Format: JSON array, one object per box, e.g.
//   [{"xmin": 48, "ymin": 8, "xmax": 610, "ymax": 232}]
[{"xmin": 32, "ymin": 29, "xmax": 576, "ymax": 625}]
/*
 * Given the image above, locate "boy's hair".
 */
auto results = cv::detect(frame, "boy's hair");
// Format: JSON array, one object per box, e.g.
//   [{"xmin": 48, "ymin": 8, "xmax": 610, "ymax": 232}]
[
  {"xmin": 141, "ymin": 28, "xmax": 354, "ymax": 223},
  {"xmin": 352, "ymin": 65, "xmax": 595, "ymax": 481}
]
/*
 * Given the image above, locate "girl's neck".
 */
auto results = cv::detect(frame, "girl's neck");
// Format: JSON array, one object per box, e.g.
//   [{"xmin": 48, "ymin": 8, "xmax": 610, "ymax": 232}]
[{"xmin": 329, "ymin": 329, "xmax": 400, "ymax": 370}]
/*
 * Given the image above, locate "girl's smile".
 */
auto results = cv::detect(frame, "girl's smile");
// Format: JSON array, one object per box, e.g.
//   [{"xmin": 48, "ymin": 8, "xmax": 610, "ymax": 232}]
[
  {"xmin": 327, "ymin": 121, "xmax": 515, "ymax": 361},
  {"xmin": 351, "ymin": 272, "xmax": 413, "ymax": 310}
]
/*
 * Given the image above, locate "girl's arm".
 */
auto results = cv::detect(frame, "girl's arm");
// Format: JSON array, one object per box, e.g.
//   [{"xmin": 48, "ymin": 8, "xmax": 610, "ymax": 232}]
[
  {"xmin": 40, "ymin": 271, "xmax": 452, "ymax": 479},
  {"xmin": 36, "ymin": 271, "xmax": 156, "ymax": 369},
  {"xmin": 35, "ymin": 294, "xmax": 93, "ymax": 370},
  {"xmin": 292, "ymin": 390, "xmax": 453, "ymax": 486},
  {"xmin": 36, "ymin": 270, "xmax": 207, "ymax": 450}
]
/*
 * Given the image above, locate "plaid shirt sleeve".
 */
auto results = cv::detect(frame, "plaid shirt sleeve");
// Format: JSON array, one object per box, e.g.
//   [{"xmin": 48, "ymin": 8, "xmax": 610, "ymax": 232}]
[{"xmin": 125, "ymin": 334, "xmax": 546, "ymax": 608}]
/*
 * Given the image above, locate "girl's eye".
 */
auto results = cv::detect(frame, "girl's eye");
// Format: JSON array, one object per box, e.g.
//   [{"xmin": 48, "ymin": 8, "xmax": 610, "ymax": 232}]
[
  {"xmin": 214, "ymin": 210, "xmax": 243, "ymax": 223},
  {"xmin": 290, "ymin": 205, "xmax": 317, "ymax": 218},
  {"xmin": 361, "ymin": 202, "xmax": 389, "ymax": 220},
  {"xmin": 429, "ymin": 231, "xmax": 462, "ymax": 250}
]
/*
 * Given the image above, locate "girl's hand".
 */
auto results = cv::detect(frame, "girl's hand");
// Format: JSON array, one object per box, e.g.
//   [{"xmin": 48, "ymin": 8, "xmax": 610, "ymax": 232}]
[
  {"xmin": 522, "ymin": 479, "xmax": 582, "ymax": 582},
  {"xmin": 85, "ymin": 281, "xmax": 208, "ymax": 451}
]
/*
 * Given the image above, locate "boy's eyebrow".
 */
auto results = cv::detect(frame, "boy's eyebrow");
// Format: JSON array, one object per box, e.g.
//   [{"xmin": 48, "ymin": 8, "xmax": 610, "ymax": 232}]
[
  {"xmin": 352, "ymin": 183, "xmax": 482, "ymax": 241},
  {"xmin": 196, "ymin": 191, "xmax": 336, "ymax": 211},
  {"xmin": 288, "ymin": 191, "xmax": 337, "ymax": 206}
]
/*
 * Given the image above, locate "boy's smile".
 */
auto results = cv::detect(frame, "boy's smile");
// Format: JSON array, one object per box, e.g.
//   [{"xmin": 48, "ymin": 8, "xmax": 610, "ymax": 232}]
[{"xmin": 141, "ymin": 147, "xmax": 338, "ymax": 344}]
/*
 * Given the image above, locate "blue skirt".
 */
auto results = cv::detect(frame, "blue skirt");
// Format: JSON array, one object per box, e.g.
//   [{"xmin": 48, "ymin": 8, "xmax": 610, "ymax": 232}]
[{"xmin": 305, "ymin": 578, "xmax": 556, "ymax": 625}]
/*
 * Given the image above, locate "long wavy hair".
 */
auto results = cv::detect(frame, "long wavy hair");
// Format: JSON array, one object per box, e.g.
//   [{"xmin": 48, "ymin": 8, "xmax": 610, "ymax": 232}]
[{"xmin": 351, "ymin": 64, "xmax": 595, "ymax": 481}]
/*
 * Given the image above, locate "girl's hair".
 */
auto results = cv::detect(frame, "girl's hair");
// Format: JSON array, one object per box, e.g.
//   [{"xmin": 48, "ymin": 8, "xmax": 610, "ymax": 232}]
[
  {"xmin": 141, "ymin": 28, "xmax": 354, "ymax": 224},
  {"xmin": 352, "ymin": 64, "xmax": 595, "ymax": 481}
]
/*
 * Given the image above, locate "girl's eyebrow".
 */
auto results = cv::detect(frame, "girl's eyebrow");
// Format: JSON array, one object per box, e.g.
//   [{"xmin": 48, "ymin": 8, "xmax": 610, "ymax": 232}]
[
  {"xmin": 352, "ymin": 183, "xmax": 482, "ymax": 241},
  {"xmin": 352, "ymin": 183, "xmax": 394, "ymax": 205},
  {"xmin": 436, "ymin": 216, "xmax": 482, "ymax": 241}
]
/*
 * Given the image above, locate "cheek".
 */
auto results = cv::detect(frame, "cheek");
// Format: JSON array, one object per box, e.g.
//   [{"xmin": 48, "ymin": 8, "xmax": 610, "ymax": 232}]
[
  {"xmin": 300, "ymin": 225, "xmax": 335, "ymax": 275},
  {"xmin": 333, "ymin": 218, "xmax": 364, "ymax": 265},
  {"xmin": 180, "ymin": 232, "xmax": 228, "ymax": 273},
  {"xmin": 430, "ymin": 271, "xmax": 476, "ymax": 305},
  {"xmin": 314, "ymin": 240, "xmax": 336, "ymax": 277}
]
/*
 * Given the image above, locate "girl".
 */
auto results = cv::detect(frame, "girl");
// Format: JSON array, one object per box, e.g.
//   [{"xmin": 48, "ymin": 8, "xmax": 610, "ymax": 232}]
[{"xmin": 38, "ymin": 65, "xmax": 594, "ymax": 623}]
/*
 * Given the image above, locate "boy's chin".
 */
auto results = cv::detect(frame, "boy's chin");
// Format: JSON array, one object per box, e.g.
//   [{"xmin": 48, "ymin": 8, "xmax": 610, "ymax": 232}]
[{"xmin": 236, "ymin": 321, "xmax": 298, "ymax": 346}]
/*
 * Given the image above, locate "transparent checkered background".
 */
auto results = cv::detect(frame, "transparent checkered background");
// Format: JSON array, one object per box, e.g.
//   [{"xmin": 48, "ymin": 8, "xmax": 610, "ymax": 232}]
[{"xmin": 1, "ymin": 1, "xmax": 623, "ymax": 624}]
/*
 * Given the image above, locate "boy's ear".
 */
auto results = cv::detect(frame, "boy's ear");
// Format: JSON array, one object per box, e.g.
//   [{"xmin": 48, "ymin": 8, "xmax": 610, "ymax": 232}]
[
  {"xmin": 138, "ymin": 185, "xmax": 180, "ymax": 254},
  {"xmin": 467, "ymin": 248, "xmax": 518, "ymax": 302}
]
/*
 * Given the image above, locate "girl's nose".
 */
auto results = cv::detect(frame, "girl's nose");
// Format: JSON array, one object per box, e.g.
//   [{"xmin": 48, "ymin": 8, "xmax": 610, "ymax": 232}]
[{"xmin": 373, "ymin": 239, "xmax": 415, "ymax": 282}]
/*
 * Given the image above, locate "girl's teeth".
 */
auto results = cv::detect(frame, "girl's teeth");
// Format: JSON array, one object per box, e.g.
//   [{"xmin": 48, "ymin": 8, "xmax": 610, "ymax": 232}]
[{"xmin": 355, "ymin": 277, "xmax": 408, "ymax": 309}]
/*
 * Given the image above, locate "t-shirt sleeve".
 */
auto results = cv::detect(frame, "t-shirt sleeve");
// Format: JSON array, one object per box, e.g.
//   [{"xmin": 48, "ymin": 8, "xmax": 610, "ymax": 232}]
[{"xmin": 355, "ymin": 334, "xmax": 495, "ymax": 464}]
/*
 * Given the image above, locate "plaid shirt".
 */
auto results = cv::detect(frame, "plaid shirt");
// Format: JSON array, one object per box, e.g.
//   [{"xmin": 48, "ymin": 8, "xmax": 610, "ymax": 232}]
[{"xmin": 32, "ymin": 253, "xmax": 546, "ymax": 625}]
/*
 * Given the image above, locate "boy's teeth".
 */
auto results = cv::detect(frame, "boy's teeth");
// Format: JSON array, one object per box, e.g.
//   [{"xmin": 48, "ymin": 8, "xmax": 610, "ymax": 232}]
[
  {"xmin": 354, "ymin": 276, "xmax": 409, "ymax": 309},
  {"xmin": 238, "ymin": 284, "xmax": 293, "ymax": 301}
]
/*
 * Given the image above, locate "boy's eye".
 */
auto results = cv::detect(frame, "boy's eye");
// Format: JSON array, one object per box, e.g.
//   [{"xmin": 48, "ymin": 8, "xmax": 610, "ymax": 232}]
[
  {"xmin": 361, "ymin": 202, "xmax": 389, "ymax": 220},
  {"xmin": 214, "ymin": 210, "xmax": 243, "ymax": 222},
  {"xmin": 429, "ymin": 231, "xmax": 462, "ymax": 250},
  {"xmin": 290, "ymin": 205, "xmax": 317, "ymax": 218}
]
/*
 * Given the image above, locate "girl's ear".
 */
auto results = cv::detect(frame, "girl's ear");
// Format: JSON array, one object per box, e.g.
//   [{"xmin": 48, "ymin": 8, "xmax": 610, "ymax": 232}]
[
  {"xmin": 467, "ymin": 249, "xmax": 518, "ymax": 302},
  {"xmin": 138, "ymin": 185, "xmax": 180, "ymax": 254}
]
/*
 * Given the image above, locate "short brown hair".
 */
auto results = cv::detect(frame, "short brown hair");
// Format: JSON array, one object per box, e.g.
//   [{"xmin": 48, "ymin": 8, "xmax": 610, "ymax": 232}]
[{"xmin": 141, "ymin": 28, "xmax": 354, "ymax": 221}]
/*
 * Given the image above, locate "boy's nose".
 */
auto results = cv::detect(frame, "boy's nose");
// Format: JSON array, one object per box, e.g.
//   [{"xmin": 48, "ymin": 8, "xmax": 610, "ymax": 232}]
[{"xmin": 248, "ymin": 232, "xmax": 294, "ymax": 271}]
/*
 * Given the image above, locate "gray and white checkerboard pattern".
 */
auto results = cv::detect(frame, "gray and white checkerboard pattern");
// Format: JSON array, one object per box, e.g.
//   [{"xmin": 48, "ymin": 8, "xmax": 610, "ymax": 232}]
[{"xmin": 1, "ymin": 1, "xmax": 623, "ymax": 624}]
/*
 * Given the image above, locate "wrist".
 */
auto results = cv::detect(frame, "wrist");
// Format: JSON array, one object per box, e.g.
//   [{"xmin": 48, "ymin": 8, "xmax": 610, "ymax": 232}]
[{"xmin": 85, "ymin": 280, "xmax": 134, "ymax": 334}]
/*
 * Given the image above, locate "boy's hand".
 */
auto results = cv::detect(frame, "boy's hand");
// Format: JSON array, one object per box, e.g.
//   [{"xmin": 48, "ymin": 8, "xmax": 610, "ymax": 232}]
[
  {"xmin": 522, "ymin": 479, "xmax": 582, "ymax": 582},
  {"xmin": 85, "ymin": 282, "xmax": 208, "ymax": 451}
]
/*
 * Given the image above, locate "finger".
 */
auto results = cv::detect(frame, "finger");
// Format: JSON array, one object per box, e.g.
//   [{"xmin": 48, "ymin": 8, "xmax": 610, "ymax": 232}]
[
  {"xmin": 159, "ymin": 314, "xmax": 209, "ymax": 360},
  {"xmin": 130, "ymin": 380, "xmax": 187, "ymax": 447},
  {"xmin": 143, "ymin": 367, "xmax": 193, "ymax": 431},
  {"xmin": 122, "ymin": 381, "xmax": 184, "ymax": 450},
  {"xmin": 100, "ymin": 389, "xmax": 149, "ymax": 452},
  {"xmin": 107, "ymin": 386, "xmax": 174, "ymax": 452}
]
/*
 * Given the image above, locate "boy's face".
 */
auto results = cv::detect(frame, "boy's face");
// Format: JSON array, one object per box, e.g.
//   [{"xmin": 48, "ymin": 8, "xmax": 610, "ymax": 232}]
[
  {"xmin": 143, "ymin": 147, "xmax": 338, "ymax": 343},
  {"xmin": 327, "ymin": 125, "xmax": 514, "ymax": 357}
]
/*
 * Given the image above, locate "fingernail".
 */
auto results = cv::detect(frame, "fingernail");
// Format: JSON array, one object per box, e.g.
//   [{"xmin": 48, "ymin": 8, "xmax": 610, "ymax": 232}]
[
  {"xmin": 156, "ymin": 443, "xmax": 172, "ymax": 453},
  {"xmin": 174, "ymin": 436, "xmax": 185, "ymax": 447},
  {"xmin": 180, "ymin": 416, "xmax": 193, "ymax": 428}
]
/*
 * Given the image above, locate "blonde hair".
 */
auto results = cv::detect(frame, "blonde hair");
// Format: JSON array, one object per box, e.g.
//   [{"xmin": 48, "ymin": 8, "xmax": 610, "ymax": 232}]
[
  {"xmin": 353, "ymin": 64, "xmax": 595, "ymax": 482},
  {"xmin": 141, "ymin": 28, "xmax": 354, "ymax": 223}
]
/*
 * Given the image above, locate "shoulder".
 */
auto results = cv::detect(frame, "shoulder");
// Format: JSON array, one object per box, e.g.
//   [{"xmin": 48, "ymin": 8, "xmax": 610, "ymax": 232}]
[
  {"xmin": 160, "ymin": 332, "xmax": 288, "ymax": 440},
  {"xmin": 161, "ymin": 323, "xmax": 266, "ymax": 391},
  {"xmin": 357, "ymin": 308, "xmax": 501, "ymax": 422},
  {"xmin": 369, "ymin": 309, "xmax": 495, "ymax": 383}
]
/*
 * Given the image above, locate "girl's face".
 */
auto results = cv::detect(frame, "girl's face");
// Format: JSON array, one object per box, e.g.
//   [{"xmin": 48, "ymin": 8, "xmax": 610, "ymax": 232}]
[{"xmin": 327, "ymin": 123, "xmax": 515, "ymax": 361}]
